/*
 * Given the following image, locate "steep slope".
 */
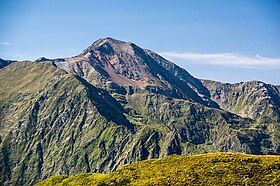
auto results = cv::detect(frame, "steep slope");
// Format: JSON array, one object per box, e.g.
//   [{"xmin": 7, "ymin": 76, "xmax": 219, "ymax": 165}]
[
  {"xmin": 55, "ymin": 37, "xmax": 216, "ymax": 107},
  {"xmin": 0, "ymin": 62, "xmax": 134, "ymax": 185},
  {"xmin": 36, "ymin": 153, "xmax": 280, "ymax": 186},
  {"xmin": 1, "ymin": 38, "xmax": 280, "ymax": 185},
  {"xmin": 201, "ymin": 80, "xmax": 280, "ymax": 121},
  {"xmin": 1, "ymin": 62, "xmax": 270, "ymax": 186},
  {"xmin": 202, "ymin": 80, "xmax": 280, "ymax": 155}
]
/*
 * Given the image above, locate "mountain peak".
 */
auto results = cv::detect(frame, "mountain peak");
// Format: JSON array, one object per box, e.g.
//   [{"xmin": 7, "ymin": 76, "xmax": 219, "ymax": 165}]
[
  {"xmin": 93, "ymin": 37, "xmax": 126, "ymax": 47},
  {"xmin": 35, "ymin": 57, "xmax": 51, "ymax": 62},
  {"xmin": 80, "ymin": 37, "xmax": 134, "ymax": 56},
  {"xmin": 56, "ymin": 37, "xmax": 216, "ymax": 107}
]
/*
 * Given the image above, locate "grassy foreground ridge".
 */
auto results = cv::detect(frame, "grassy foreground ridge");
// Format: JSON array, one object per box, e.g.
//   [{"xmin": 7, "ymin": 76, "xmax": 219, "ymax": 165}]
[{"xmin": 36, "ymin": 152, "xmax": 280, "ymax": 185}]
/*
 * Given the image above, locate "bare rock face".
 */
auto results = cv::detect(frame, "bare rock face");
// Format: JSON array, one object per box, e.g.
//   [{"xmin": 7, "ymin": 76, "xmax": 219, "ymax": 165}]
[
  {"xmin": 55, "ymin": 37, "xmax": 216, "ymax": 107},
  {"xmin": 0, "ymin": 38, "xmax": 279, "ymax": 185}
]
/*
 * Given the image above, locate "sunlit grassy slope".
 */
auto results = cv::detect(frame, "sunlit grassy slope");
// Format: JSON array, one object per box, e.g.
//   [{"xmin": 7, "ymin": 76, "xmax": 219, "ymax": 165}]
[{"xmin": 36, "ymin": 152, "xmax": 280, "ymax": 186}]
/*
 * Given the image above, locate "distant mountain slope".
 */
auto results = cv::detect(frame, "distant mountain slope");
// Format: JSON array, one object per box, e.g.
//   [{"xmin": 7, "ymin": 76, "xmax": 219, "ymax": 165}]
[
  {"xmin": 36, "ymin": 152, "xmax": 280, "ymax": 186},
  {"xmin": 0, "ymin": 58, "xmax": 15, "ymax": 69},
  {"xmin": 201, "ymin": 80, "xmax": 280, "ymax": 156},
  {"xmin": 201, "ymin": 80, "xmax": 280, "ymax": 121}
]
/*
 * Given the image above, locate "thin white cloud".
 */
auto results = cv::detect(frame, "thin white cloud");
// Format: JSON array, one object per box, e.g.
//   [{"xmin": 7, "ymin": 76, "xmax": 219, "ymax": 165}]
[
  {"xmin": 160, "ymin": 52, "xmax": 280, "ymax": 68},
  {"xmin": 0, "ymin": 42, "xmax": 11, "ymax": 46}
]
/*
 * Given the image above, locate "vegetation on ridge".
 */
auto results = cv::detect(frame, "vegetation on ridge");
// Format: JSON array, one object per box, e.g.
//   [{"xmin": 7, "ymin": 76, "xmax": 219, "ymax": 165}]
[{"xmin": 36, "ymin": 152, "xmax": 280, "ymax": 185}]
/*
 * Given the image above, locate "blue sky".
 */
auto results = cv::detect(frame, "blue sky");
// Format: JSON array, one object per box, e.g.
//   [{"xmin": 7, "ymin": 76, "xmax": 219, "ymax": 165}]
[{"xmin": 0, "ymin": 0, "xmax": 279, "ymax": 84}]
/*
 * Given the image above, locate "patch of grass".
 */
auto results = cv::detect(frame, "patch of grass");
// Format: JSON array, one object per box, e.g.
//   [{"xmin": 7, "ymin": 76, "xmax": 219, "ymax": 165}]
[
  {"xmin": 36, "ymin": 152, "xmax": 280, "ymax": 185},
  {"xmin": 36, "ymin": 173, "xmax": 107, "ymax": 186}
]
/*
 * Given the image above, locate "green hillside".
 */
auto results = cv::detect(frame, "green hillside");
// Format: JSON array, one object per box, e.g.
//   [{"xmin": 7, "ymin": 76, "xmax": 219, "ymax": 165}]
[
  {"xmin": 36, "ymin": 152, "xmax": 280, "ymax": 186},
  {"xmin": 1, "ymin": 61, "xmax": 279, "ymax": 185},
  {"xmin": 1, "ymin": 38, "xmax": 280, "ymax": 185}
]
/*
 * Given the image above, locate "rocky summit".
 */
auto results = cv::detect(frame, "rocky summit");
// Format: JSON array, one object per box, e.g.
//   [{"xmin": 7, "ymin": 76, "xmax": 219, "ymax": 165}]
[{"xmin": 0, "ymin": 38, "xmax": 279, "ymax": 185}]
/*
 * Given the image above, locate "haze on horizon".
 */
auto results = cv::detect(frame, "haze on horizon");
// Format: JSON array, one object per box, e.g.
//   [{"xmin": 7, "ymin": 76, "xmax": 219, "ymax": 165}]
[{"xmin": 0, "ymin": 0, "xmax": 279, "ymax": 84}]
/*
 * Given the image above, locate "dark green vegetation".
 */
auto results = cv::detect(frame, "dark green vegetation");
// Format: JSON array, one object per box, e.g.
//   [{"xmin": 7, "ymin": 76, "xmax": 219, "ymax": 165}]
[
  {"xmin": 0, "ymin": 38, "xmax": 279, "ymax": 185},
  {"xmin": 36, "ymin": 153, "xmax": 280, "ymax": 185}
]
